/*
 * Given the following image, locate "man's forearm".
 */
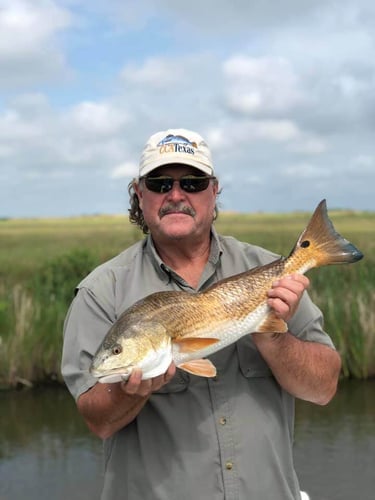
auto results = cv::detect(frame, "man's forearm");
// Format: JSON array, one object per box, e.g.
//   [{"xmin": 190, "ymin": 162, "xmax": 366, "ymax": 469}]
[
  {"xmin": 77, "ymin": 364, "xmax": 177, "ymax": 440},
  {"xmin": 252, "ymin": 331, "xmax": 342, "ymax": 405},
  {"xmin": 77, "ymin": 382, "xmax": 149, "ymax": 439}
]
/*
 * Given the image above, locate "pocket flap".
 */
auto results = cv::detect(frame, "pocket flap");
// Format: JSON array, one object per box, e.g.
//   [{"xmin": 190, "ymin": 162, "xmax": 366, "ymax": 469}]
[{"xmin": 236, "ymin": 334, "xmax": 272, "ymax": 378}]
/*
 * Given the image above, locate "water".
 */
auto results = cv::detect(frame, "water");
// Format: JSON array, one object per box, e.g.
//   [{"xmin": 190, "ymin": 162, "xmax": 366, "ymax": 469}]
[
  {"xmin": 294, "ymin": 380, "xmax": 375, "ymax": 500},
  {"xmin": 1, "ymin": 381, "xmax": 374, "ymax": 500}
]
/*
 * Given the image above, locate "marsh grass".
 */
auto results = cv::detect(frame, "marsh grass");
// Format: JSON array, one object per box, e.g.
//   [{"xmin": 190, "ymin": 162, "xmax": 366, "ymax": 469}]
[
  {"xmin": 0, "ymin": 249, "xmax": 100, "ymax": 387},
  {"xmin": 0, "ymin": 209, "xmax": 374, "ymax": 386},
  {"xmin": 309, "ymin": 265, "xmax": 375, "ymax": 378}
]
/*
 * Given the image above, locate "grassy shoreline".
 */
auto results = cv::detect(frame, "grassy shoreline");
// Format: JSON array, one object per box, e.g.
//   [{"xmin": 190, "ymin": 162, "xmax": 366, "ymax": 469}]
[{"xmin": 1, "ymin": 209, "xmax": 374, "ymax": 388}]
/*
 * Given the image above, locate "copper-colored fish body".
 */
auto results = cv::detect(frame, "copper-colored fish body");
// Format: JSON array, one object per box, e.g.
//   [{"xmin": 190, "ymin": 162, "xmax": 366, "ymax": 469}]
[{"xmin": 90, "ymin": 200, "xmax": 363, "ymax": 383}]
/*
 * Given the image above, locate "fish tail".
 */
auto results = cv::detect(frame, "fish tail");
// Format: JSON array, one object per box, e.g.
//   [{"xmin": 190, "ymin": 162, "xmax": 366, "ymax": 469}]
[{"xmin": 288, "ymin": 199, "xmax": 363, "ymax": 270}]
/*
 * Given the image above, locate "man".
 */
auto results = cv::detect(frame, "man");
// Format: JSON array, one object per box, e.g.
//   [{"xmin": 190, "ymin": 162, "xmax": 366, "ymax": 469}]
[{"xmin": 61, "ymin": 128, "xmax": 341, "ymax": 500}]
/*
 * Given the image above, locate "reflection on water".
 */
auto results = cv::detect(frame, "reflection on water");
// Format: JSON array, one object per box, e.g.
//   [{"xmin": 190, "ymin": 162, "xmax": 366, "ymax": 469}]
[
  {"xmin": 1, "ymin": 381, "xmax": 374, "ymax": 500},
  {"xmin": 294, "ymin": 380, "xmax": 375, "ymax": 500},
  {"xmin": 0, "ymin": 386, "xmax": 103, "ymax": 500}
]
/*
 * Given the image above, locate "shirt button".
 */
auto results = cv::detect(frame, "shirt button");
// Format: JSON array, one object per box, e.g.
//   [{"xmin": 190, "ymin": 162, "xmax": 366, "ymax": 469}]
[
  {"xmin": 219, "ymin": 417, "xmax": 227, "ymax": 425},
  {"xmin": 225, "ymin": 461, "xmax": 233, "ymax": 470}
]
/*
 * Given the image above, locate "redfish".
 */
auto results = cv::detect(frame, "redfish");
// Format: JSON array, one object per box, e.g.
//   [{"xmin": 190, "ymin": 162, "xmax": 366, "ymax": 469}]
[{"xmin": 90, "ymin": 200, "xmax": 363, "ymax": 383}]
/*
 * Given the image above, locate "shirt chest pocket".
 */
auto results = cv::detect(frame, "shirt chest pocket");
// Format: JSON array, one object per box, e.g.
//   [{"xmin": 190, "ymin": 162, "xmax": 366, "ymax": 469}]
[{"xmin": 236, "ymin": 335, "xmax": 273, "ymax": 378}]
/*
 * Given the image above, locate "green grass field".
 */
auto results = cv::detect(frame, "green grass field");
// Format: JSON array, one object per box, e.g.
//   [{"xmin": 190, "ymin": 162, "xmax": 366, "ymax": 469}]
[{"xmin": 0, "ymin": 208, "xmax": 374, "ymax": 387}]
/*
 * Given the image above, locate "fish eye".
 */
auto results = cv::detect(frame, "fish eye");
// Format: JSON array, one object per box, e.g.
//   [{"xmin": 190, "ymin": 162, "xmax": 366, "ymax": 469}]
[
  {"xmin": 301, "ymin": 240, "xmax": 310, "ymax": 248},
  {"xmin": 112, "ymin": 344, "xmax": 122, "ymax": 355}
]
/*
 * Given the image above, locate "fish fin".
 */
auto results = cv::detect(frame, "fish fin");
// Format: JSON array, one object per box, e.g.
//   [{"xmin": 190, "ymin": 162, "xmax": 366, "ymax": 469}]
[
  {"xmin": 256, "ymin": 312, "xmax": 288, "ymax": 334},
  {"xmin": 178, "ymin": 359, "xmax": 217, "ymax": 378},
  {"xmin": 173, "ymin": 337, "xmax": 219, "ymax": 353}
]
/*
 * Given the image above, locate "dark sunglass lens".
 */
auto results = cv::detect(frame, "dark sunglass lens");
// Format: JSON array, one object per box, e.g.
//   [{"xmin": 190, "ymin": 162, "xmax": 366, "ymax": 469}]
[
  {"xmin": 144, "ymin": 175, "xmax": 213, "ymax": 193},
  {"xmin": 180, "ymin": 177, "xmax": 210, "ymax": 192},
  {"xmin": 145, "ymin": 177, "xmax": 173, "ymax": 193}
]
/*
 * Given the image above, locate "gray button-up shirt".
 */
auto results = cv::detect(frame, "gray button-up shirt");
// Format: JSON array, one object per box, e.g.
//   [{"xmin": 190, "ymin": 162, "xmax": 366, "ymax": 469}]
[{"xmin": 62, "ymin": 229, "xmax": 334, "ymax": 500}]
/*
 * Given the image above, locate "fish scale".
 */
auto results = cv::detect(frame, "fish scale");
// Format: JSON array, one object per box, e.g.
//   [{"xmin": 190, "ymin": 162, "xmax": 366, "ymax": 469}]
[
  {"xmin": 90, "ymin": 200, "xmax": 363, "ymax": 383},
  {"xmin": 172, "ymin": 302, "xmax": 270, "ymax": 366}
]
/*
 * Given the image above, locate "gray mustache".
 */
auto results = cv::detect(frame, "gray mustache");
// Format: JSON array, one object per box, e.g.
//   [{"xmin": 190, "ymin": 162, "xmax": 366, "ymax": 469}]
[{"xmin": 159, "ymin": 203, "xmax": 196, "ymax": 218}]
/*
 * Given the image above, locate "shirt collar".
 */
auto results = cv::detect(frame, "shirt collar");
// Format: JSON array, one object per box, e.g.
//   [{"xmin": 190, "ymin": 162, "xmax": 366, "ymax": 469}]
[
  {"xmin": 144, "ymin": 235, "xmax": 169, "ymax": 281},
  {"xmin": 144, "ymin": 227, "xmax": 223, "ymax": 281},
  {"xmin": 209, "ymin": 226, "xmax": 223, "ymax": 265}
]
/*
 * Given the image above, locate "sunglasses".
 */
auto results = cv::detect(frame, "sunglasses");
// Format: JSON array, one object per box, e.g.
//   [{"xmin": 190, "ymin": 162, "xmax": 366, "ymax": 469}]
[{"xmin": 142, "ymin": 175, "xmax": 216, "ymax": 194}]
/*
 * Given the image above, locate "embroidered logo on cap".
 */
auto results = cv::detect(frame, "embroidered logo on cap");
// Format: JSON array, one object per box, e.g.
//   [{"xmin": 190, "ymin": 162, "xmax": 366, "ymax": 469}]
[{"xmin": 157, "ymin": 134, "xmax": 198, "ymax": 155}]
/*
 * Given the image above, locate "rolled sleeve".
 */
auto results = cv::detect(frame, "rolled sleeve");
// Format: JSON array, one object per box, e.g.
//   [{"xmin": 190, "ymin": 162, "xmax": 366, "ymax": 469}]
[
  {"xmin": 61, "ymin": 287, "xmax": 114, "ymax": 400},
  {"xmin": 288, "ymin": 292, "xmax": 335, "ymax": 348}
]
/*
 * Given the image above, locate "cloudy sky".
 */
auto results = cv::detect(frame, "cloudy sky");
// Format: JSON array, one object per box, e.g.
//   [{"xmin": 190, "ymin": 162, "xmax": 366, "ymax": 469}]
[{"xmin": 1, "ymin": 0, "xmax": 374, "ymax": 217}]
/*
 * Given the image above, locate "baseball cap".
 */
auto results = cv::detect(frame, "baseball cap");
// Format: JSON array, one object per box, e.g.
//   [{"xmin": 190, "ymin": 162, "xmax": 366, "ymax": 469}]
[{"xmin": 139, "ymin": 128, "xmax": 214, "ymax": 177}]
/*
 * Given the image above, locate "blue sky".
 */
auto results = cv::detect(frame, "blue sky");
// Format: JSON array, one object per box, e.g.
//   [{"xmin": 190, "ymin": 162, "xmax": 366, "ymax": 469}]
[{"xmin": 1, "ymin": 0, "xmax": 375, "ymax": 217}]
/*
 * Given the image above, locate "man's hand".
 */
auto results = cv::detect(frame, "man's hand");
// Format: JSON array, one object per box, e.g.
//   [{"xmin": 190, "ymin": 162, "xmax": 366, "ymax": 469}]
[
  {"xmin": 253, "ymin": 273, "xmax": 341, "ymax": 405},
  {"xmin": 77, "ymin": 362, "xmax": 177, "ymax": 439},
  {"xmin": 120, "ymin": 363, "xmax": 177, "ymax": 397},
  {"xmin": 266, "ymin": 274, "xmax": 310, "ymax": 322}
]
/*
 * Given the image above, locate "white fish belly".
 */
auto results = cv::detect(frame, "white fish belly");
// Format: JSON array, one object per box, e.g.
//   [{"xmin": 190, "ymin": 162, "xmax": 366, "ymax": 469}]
[
  {"xmin": 172, "ymin": 302, "xmax": 270, "ymax": 366},
  {"xmin": 138, "ymin": 344, "xmax": 173, "ymax": 380}
]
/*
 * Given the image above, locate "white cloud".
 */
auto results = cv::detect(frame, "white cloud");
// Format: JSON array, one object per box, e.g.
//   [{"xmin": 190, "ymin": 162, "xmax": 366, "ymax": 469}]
[
  {"xmin": 0, "ymin": 94, "xmax": 133, "ymax": 176},
  {"xmin": 67, "ymin": 101, "xmax": 129, "ymax": 137},
  {"xmin": 0, "ymin": 0, "xmax": 72, "ymax": 86},
  {"xmin": 1, "ymin": 0, "xmax": 375, "ymax": 216},
  {"xmin": 333, "ymin": 74, "xmax": 370, "ymax": 97},
  {"xmin": 121, "ymin": 57, "xmax": 185, "ymax": 88},
  {"xmin": 0, "ymin": 144, "xmax": 13, "ymax": 159},
  {"xmin": 110, "ymin": 162, "xmax": 138, "ymax": 179},
  {"xmin": 0, "ymin": 108, "xmax": 44, "ymax": 142},
  {"xmin": 254, "ymin": 120, "xmax": 299, "ymax": 142},
  {"xmin": 106, "ymin": 0, "xmax": 337, "ymax": 34},
  {"xmin": 282, "ymin": 163, "xmax": 332, "ymax": 179},
  {"xmin": 223, "ymin": 56, "xmax": 303, "ymax": 115},
  {"xmin": 206, "ymin": 120, "xmax": 300, "ymax": 150},
  {"xmin": 0, "ymin": 0, "xmax": 71, "ymax": 52},
  {"xmin": 350, "ymin": 154, "xmax": 375, "ymax": 173},
  {"xmin": 287, "ymin": 136, "xmax": 328, "ymax": 154}
]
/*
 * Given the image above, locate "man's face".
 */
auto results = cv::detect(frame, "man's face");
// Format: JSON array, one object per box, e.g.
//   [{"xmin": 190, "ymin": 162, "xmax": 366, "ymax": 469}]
[{"xmin": 134, "ymin": 164, "xmax": 219, "ymax": 243}]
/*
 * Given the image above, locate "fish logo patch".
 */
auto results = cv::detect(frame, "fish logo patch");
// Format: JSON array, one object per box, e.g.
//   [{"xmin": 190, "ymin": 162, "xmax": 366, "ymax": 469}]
[{"xmin": 157, "ymin": 134, "xmax": 198, "ymax": 156}]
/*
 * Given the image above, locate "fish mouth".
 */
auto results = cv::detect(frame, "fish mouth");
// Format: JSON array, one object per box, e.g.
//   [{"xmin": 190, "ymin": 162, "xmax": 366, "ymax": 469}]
[{"xmin": 90, "ymin": 366, "xmax": 131, "ymax": 380}]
